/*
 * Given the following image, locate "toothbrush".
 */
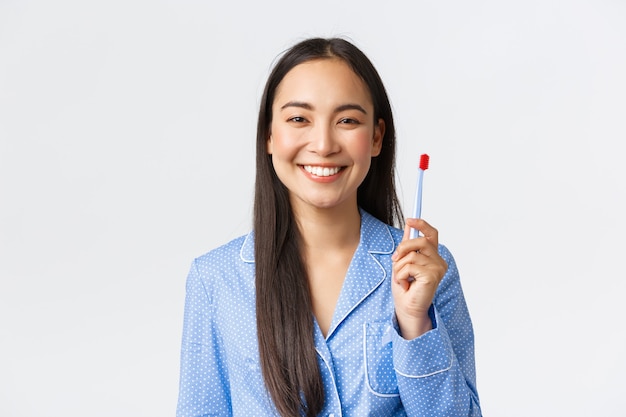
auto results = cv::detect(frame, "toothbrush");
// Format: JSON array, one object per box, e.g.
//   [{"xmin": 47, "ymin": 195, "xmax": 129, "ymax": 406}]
[{"xmin": 410, "ymin": 154, "xmax": 430, "ymax": 239}]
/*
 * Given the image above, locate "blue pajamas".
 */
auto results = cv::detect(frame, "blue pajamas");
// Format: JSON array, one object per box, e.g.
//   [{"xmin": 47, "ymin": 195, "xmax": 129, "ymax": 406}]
[{"xmin": 177, "ymin": 210, "xmax": 481, "ymax": 416}]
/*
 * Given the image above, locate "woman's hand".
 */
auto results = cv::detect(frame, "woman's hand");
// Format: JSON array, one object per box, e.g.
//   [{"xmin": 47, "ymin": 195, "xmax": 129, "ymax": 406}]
[{"xmin": 391, "ymin": 218, "xmax": 448, "ymax": 340}]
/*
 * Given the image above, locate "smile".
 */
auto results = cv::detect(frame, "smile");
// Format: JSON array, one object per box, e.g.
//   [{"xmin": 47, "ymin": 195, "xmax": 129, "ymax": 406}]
[{"xmin": 302, "ymin": 165, "xmax": 343, "ymax": 177}]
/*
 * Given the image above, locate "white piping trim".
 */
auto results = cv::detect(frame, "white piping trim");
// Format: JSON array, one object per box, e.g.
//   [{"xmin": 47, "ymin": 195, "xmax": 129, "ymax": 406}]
[
  {"xmin": 364, "ymin": 224, "xmax": 396, "ymax": 255},
  {"xmin": 315, "ymin": 347, "xmax": 343, "ymax": 417},
  {"xmin": 239, "ymin": 232, "xmax": 254, "ymax": 263},
  {"xmin": 363, "ymin": 323, "xmax": 400, "ymax": 398},
  {"xmin": 394, "ymin": 356, "xmax": 453, "ymax": 379},
  {"xmin": 325, "ymin": 250, "xmax": 387, "ymax": 340}
]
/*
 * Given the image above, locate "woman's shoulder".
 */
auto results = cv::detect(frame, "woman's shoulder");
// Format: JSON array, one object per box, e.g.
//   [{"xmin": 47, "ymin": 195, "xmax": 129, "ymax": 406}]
[
  {"xmin": 185, "ymin": 233, "xmax": 256, "ymax": 309},
  {"xmin": 360, "ymin": 210, "xmax": 455, "ymax": 259},
  {"xmin": 192, "ymin": 232, "xmax": 254, "ymax": 272},
  {"xmin": 360, "ymin": 209, "xmax": 403, "ymax": 240}
]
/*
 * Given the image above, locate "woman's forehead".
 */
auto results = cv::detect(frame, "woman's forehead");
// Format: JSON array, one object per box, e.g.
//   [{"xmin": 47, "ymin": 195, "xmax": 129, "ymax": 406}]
[{"xmin": 273, "ymin": 59, "xmax": 373, "ymax": 110}]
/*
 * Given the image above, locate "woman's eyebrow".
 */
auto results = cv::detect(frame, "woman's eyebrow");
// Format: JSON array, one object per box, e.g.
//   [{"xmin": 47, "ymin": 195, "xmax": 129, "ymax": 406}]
[
  {"xmin": 280, "ymin": 101, "xmax": 313, "ymax": 110},
  {"xmin": 280, "ymin": 101, "xmax": 367, "ymax": 115},
  {"xmin": 334, "ymin": 103, "xmax": 367, "ymax": 114}
]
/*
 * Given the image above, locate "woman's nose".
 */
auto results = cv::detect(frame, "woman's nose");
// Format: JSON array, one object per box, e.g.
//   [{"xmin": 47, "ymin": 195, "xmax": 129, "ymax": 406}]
[{"xmin": 309, "ymin": 124, "xmax": 339, "ymax": 156}]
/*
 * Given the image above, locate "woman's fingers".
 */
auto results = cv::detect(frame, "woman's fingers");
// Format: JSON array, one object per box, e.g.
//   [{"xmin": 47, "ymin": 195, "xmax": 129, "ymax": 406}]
[
  {"xmin": 392, "ymin": 218, "xmax": 439, "ymax": 261},
  {"xmin": 392, "ymin": 252, "xmax": 446, "ymax": 290},
  {"xmin": 406, "ymin": 218, "xmax": 439, "ymax": 245},
  {"xmin": 393, "ymin": 263, "xmax": 439, "ymax": 291},
  {"xmin": 391, "ymin": 218, "xmax": 448, "ymax": 300},
  {"xmin": 391, "ymin": 218, "xmax": 448, "ymax": 338}
]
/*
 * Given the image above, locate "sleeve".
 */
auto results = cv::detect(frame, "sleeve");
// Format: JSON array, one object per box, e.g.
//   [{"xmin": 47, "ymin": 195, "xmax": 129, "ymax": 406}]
[
  {"xmin": 390, "ymin": 245, "xmax": 482, "ymax": 416},
  {"xmin": 176, "ymin": 259, "xmax": 232, "ymax": 417}
]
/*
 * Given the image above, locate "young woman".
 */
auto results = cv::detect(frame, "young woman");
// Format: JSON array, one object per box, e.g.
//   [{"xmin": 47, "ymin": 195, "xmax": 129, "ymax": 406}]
[{"xmin": 177, "ymin": 37, "xmax": 481, "ymax": 417}]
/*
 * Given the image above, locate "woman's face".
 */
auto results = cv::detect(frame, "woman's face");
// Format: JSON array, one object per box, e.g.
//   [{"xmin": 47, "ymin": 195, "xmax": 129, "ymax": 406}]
[{"xmin": 267, "ymin": 58, "xmax": 384, "ymax": 215}]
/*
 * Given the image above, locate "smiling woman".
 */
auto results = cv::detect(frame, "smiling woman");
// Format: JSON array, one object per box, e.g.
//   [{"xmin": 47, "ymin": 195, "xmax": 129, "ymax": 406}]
[
  {"xmin": 268, "ymin": 58, "xmax": 384, "ymax": 215},
  {"xmin": 176, "ymin": 37, "xmax": 482, "ymax": 417}
]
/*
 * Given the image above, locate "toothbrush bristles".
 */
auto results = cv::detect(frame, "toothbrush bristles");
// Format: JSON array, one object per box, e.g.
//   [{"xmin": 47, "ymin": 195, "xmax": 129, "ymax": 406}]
[
  {"xmin": 410, "ymin": 154, "xmax": 429, "ymax": 240},
  {"xmin": 419, "ymin": 154, "xmax": 430, "ymax": 170}
]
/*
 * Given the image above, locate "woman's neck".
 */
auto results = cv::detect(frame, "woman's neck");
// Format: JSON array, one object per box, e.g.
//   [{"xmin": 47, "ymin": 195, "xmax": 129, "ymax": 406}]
[
  {"xmin": 293, "ymin": 203, "xmax": 361, "ymax": 254},
  {"xmin": 293, "ymin": 202, "xmax": 361, "ymax": 338}
]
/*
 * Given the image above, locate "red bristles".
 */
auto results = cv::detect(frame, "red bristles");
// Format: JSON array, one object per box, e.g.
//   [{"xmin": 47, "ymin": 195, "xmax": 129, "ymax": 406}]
[{"xmin": 419, "ymin": 154, "xmax": 430, "ymax": 170}]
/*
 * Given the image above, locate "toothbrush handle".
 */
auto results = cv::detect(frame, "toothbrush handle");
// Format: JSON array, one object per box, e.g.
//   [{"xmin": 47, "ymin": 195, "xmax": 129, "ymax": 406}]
[{"xmin": 410, "ymin": 169, "xmax": 424, "ymax": 239}]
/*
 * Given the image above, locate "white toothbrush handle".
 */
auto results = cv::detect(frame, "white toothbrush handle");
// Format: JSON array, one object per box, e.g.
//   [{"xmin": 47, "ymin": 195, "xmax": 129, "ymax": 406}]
[{"xmin": 410, "ymin": 169, "xmax": 424, "ymax": 239}]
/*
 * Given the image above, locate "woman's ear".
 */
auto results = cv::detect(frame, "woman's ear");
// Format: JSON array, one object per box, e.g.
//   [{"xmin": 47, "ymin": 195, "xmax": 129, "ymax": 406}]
[{"xmin": 371, "ymin": 118, "xmax": 385, "ymax": 157}]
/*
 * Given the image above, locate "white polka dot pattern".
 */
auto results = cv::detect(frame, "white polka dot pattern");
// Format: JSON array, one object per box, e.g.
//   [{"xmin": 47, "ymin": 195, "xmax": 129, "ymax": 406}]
[{"xmin": 176, "ymin": 210, "xmax": 482, "ymax": 416}]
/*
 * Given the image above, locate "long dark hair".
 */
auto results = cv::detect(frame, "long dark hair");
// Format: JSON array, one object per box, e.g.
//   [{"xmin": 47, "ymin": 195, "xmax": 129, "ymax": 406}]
[{"xmin": 254, "ymin": 37, "xmax": 402, "ymax": 417}]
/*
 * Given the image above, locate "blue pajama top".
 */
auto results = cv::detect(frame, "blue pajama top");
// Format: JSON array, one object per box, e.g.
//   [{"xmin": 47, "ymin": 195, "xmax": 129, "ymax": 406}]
[{"xmin": 176, "ymin": 210, "xmax": 481, "ymax": 416}]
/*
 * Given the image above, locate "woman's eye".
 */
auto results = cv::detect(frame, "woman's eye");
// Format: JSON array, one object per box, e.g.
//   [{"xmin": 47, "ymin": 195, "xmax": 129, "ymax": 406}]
[
  {"xmin": 288, "ymin": 116, "xmax": 307, "ymax": 123},
  {"xmin": 339, "ymin": 118, "xmax": 360, "ymax": 125}
]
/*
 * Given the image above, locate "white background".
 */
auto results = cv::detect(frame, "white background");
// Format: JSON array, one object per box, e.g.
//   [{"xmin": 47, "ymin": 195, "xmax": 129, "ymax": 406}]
[{"xmin": 1, "ymin": 1, "xmax": 625, "ymax": 416}]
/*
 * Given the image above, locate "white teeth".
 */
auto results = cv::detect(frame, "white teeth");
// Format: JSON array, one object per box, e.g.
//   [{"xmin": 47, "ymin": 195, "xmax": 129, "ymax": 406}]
[{"xmin": 303, "ymin": 165, "xmax": 341, "ymax": 177}]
